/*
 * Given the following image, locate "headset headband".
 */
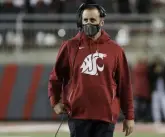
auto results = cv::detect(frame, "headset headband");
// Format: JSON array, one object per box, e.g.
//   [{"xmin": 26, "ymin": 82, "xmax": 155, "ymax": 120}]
[{"xmin": 77, "ymin": 3, "xmax": 106, "ymax": 17}]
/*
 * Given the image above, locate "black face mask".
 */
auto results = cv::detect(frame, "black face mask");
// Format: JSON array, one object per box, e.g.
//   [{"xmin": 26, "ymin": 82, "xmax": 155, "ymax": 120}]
[{"xmin": 83, "ymin": 24, "xmax": 100, "ymax": 37}]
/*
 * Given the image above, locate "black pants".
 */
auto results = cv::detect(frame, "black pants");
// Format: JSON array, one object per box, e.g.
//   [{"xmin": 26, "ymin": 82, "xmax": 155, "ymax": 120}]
[
  {"xmin": 68, "ymin": 118, "xmax": 115, "ymax": 137},
  {"xmin": 134, "ymin": 97, "xmax": 151, "ymax": 122}
]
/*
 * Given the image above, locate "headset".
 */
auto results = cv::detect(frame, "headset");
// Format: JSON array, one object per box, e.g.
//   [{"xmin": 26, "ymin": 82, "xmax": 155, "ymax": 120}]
[{"xmin": 76, "ymin": 3, "xmax": 107, "ymax": 30}]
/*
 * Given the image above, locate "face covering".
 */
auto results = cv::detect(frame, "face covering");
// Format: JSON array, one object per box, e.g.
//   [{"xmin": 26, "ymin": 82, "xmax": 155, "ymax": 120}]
[{"xmin": 83, "ymin": 24, "xmax": 100, "ymax": 37}]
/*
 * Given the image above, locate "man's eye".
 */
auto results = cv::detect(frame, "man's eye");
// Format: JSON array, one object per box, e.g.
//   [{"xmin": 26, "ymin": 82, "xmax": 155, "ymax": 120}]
[{"xmin": 90, "ymin": 19, "xmax": 95, "ymax": 22}]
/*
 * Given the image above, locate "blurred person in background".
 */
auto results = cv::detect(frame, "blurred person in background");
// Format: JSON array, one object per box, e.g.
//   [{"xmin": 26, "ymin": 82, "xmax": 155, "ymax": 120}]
[
  {"xmin": 50, "ymin": 0, "xmax": 66, "ymax": 13},
  {"xmin": 149, "ymin": 56, "xmax": 165, "ymax": 128},
  {"xmin": 136, "ymin": 0, "xmax": 152, "ymax": 13},
  {"xmin": 117, "ymin": 0, "xmax": 131, "ymax": 14},
  {"xmin": 48, "ymin": 1, "xmax": 134, "ymax": 137},
  {"xmin": 50, "ymin": 0, "xmax": 66, "ymax": 24},
  {"xmin": 0, "ymin": 0, "xmax": 24, "ymax": 13},
  {"xmin": 132, "ymin": 56, "xmax": 151, "ymax": 122},
  {"xmin": 30, "ymin": 0, "xmax": 52, "ymax": 13}
]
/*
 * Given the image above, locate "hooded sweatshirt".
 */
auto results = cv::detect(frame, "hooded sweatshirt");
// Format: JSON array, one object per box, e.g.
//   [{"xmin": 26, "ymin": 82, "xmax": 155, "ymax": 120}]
[{"xmin": 48, "ymin": 30, "xmax": 134, "ymax": 124}]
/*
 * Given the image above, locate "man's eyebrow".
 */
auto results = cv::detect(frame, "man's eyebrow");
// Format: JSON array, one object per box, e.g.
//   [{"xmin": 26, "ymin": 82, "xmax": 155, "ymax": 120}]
[
  {"xmin": 90, "ymin": 17, "xmax": 96, "ymax": 20},
  {"xmin": 83, "ymin": 17, "xmax": 96, "ymax": 20}
]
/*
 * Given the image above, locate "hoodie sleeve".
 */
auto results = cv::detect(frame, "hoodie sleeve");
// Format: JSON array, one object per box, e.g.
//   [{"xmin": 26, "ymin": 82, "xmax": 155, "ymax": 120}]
[
  {"xmin": 116, "ymin": 49, "xmax": 134, "ymax": 120},
  {"xmin": 48, "ymin": 41, "xmax": 70, "ymax": 108}
]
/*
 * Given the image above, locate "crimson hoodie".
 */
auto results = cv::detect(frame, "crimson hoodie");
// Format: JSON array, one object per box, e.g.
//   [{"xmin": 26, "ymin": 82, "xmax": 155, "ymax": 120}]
[{"xmin": 48, "ymin": 30, "xmax": 134, "ymax": 124}]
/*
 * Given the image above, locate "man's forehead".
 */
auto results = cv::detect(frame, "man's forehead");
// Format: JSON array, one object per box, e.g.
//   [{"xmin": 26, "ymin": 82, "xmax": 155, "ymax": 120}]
[{"xmin": 82, "ymin": 8, "xmax": 100, "ymax": 18}]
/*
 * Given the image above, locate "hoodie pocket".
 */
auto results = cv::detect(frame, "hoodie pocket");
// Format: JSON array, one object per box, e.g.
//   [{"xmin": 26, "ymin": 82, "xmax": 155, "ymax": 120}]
[
  {"xmin": 104, "ymin": 83, "xmax": 117, "ymax": 103},
  {"xmin": 109, "ymin": 84, "xmax": 121, "ymax": 122},
  {"xmin": 106, "ymin": 84, "xmax": 117, "ymax": 122},
  {"xmin": 67, "ymin": 83, "xmax": 79, "ymax": 103},
  {"xmin": 111, "ymin": 84, "xmax": 117, "ymax": 102},
  {"xmin": 68, "ymin": 88, "xmax": 74, "ymax": 102}
]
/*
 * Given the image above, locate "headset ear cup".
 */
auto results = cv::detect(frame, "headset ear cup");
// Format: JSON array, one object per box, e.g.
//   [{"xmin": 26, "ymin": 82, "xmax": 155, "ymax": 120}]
[
  {"xmin": 99, "ymin": 6, "xmax": 106, "ymax": 17},
  {"xmin": 77, "ymin": 15, "xmax": 82, "ymax": 29},
  {"xmin": 76, "ymin": 3, "xmax": 85, "ymax": 29}
]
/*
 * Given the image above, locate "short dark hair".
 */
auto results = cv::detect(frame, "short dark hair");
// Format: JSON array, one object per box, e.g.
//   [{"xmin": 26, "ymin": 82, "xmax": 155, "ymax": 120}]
[{"xmin": 82, "ymin": 7, "xmax": 101, "ymax": 16}]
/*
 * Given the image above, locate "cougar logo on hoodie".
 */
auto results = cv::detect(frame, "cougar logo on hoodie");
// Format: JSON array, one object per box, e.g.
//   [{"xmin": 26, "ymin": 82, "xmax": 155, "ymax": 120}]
[{"xmin": 80, "ymin": 51, "xmax": 107, "ymax": 75}]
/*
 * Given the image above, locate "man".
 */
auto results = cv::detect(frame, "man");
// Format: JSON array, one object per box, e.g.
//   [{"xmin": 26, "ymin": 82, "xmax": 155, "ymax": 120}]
[
  {"xmin": 149, "ymin": 56, "xmax": 165, "ymax": 131},
  {"xmin": 48, "ymin": 2, "xmax": 134, "ymax": 137},
  {"xmin": 132, "ymin": 57, "xmax": 151, "ymax": 122}
]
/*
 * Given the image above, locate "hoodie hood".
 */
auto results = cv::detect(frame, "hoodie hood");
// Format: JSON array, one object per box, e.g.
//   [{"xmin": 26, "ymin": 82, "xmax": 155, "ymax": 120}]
[{"xmin": 73, "ymin": 29, "xmax": 111, "ymax": 54}]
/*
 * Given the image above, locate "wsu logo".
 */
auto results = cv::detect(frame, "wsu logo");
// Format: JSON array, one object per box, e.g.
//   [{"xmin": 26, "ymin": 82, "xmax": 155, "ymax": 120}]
[{"xmin": 80, "ymin": 51, "xmax": 107, "ymax": 76}]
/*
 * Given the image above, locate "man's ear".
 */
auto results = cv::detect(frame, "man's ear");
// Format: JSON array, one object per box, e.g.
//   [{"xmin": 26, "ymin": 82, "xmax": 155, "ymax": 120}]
[{"xmin": 100, "ymin": 19, "xmax": 104, "ymax": 26}]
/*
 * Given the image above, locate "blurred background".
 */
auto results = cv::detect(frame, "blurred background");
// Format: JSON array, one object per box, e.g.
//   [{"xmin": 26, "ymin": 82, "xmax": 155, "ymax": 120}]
[{"xmin": 0, "ymin": 0, "xmax": 165, "ymax": 137}]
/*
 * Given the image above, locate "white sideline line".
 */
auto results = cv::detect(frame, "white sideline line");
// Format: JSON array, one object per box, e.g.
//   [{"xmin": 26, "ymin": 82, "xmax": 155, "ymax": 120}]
[
  {"xmin": 0, "ymin": 124, "xmax": 69, "ymax": 133},
  {"xmin": 0, "ymin": 123, "xmax": 165, "ymax": 134},
  {"xmin": 1, "ymin": 136, "xmax": 31, "ymax": 137}
]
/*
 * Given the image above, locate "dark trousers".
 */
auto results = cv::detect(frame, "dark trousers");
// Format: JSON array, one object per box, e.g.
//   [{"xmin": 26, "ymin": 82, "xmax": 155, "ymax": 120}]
[
  {"xmin": 68, "ymin": 118, "xmax": 115, "ymax": 137},
  {"xmin": 134, "ymin": 97, "xmax": 151, "ymax": 122}
]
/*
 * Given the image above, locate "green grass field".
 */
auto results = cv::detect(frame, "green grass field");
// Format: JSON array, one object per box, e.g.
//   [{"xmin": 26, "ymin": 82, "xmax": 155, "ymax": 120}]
[{"xmin": 0, "ymin": 122, "xmax": 164, "ymax": 137}]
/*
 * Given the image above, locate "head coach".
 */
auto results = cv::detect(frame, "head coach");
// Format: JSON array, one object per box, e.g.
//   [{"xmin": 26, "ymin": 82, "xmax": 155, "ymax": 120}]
[{"xmin": 48, "ymin": 1, "xmax": 135, "ymax": 137}]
